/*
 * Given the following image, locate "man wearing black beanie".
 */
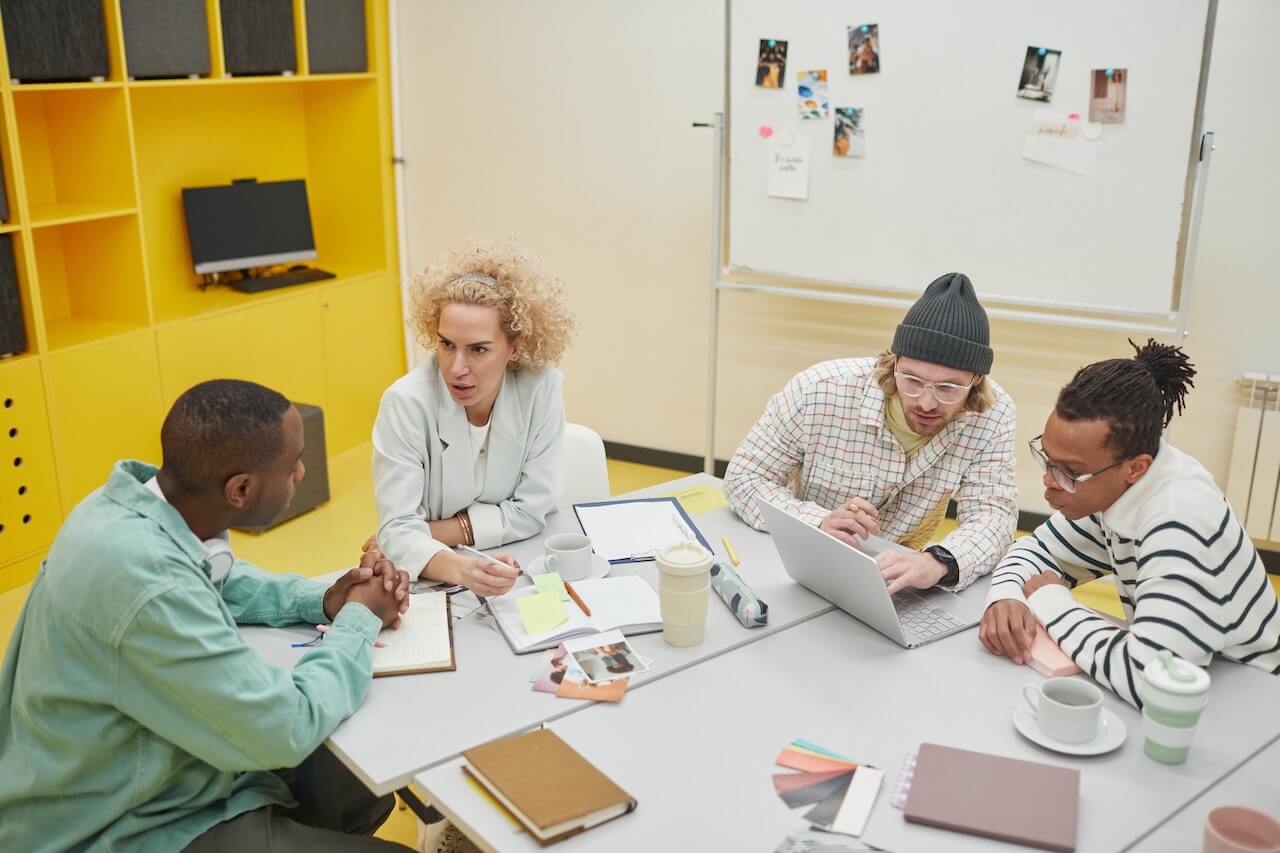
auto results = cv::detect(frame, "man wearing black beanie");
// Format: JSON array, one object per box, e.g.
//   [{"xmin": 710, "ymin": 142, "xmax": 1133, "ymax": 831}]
[{"xmin": 724, "ymin": 273, "xmax": 1017, "ymax": 593}]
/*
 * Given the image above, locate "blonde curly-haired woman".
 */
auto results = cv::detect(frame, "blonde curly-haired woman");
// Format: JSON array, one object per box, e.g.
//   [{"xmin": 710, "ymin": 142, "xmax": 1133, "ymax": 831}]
[{"xmin": 371, "ymin": 241, "xmax": 575, "ymax": 596}]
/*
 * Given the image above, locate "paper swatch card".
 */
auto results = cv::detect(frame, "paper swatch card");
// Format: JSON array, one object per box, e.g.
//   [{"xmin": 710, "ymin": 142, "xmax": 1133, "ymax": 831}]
[
  {"xmin": 768, "ymin": 132, "xmax": 811, "ymax": 200},
  {"xmin": 1022, "ymin": 110, "xmax": 1100, "ymax": 176},
  {"xmin": 773, "ymin": 739, "xmax": 881, "ymax": 837}
]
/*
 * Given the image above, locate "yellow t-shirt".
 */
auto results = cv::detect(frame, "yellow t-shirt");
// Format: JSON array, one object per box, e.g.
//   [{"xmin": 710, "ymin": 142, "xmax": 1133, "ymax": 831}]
[{"xmin": 884, "ymin": 395, "xmax": 949, "ymax": 549}]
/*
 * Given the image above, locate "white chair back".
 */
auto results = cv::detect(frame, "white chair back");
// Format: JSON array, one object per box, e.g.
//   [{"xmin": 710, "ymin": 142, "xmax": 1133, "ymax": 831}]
[{"xmin": 561, "ymin": 422, "xmax": 610, "ymax": 510}]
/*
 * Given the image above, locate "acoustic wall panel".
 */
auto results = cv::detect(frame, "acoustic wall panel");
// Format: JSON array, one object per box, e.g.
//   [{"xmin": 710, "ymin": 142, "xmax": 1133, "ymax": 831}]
[
  {"xmin": 121, "ymin": 0, "xmax": 211, "ymax": 79},
  {"xmin": 221, "ymin": 0, "xmax": 296, "ymax": 76},
  {"xmin": 306, "ymin": 0, "xmax": 367, "ymax": 74},
  {"xmin": 1, "ymin": 0, "xmax": 109, "ymax": 83}
]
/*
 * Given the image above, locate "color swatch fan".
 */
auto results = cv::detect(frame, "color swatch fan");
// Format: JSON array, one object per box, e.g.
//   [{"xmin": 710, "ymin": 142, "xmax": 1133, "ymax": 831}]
[{"xmin": 773, "ymin": 740, "xmax": 883, "ymax": 836}]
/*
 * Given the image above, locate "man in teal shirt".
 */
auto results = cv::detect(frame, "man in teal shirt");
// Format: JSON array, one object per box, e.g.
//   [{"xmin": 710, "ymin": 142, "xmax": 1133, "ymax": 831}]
[{"xmin": 0, "ymin": 380, "xmax": 412, "ymax": 851}]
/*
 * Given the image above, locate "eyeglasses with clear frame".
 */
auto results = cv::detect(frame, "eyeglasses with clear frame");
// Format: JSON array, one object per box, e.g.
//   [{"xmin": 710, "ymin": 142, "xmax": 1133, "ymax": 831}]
[
  {"xmin": 1028, "ymin": 435, "xmax": 1128, "ymax": 493},
  {"xmin": 893, "ymin": 370, "xmax": 974, "ymax": 405}
]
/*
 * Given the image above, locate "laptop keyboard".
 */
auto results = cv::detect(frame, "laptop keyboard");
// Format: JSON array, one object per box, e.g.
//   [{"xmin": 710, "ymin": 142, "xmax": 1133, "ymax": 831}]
[{"xmin": 894, "ymin": 594, "xmax": 965, "ymax": 642}]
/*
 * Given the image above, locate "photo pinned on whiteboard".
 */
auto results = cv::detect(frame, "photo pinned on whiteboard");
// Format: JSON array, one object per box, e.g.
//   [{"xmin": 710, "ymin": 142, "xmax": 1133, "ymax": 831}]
[
  {"xmin": 1089, "ymin": 68, "xmax": 1127, "ymax": 123},
  {"xmin": 797, "ymin": 69, "xmax": 829, "ymax": 119},
  {"xmin": 756, "ymin": 38, "xmax": 788, "ymax": 89},
  {"xmin": 1017, "ymin": 46, "xmax": 1062, "ymax": 102},
  {"xmin": 848, "ymin": 24, "xmax": 880, "ymax": 75},
  {"xmin": 833, "ymin": 107, "xmax": 865, "ymax": 158}
]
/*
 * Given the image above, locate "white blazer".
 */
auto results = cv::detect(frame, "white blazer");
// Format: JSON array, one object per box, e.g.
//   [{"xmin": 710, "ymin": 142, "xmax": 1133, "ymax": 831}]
[{"xmin": 372, "ymin": 355, "xmax": 565, "ymax": 577}]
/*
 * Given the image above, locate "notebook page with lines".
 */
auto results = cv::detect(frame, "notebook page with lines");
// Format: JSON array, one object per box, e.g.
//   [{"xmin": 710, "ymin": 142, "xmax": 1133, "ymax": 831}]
[{"xmin": 372, "ymin": 591, "xmax": 455, "ymax": 676}]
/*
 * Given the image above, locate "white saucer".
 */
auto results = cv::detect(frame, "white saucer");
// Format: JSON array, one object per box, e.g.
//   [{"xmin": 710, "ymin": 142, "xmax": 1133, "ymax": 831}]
[
  {"xmin": 526, "ymin": 554, "xmax": 611, "ymax": 581},
  {"xmin": 1013, "ymin": 704, "xmax": 1127, "ymax": 756}
]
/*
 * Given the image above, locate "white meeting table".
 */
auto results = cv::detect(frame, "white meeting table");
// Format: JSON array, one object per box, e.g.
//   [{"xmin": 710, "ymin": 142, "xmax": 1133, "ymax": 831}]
[
  {"xmin": 1127, "ymin": 735, "xmax": 1280, "ymax": 852},
  {"xmin": 418, "ymin": 607, "xmax": 1280, "ymax": 852},
  {"xmin": 241, "ymin": 474, "xmax": 839, "ymax": 795}
]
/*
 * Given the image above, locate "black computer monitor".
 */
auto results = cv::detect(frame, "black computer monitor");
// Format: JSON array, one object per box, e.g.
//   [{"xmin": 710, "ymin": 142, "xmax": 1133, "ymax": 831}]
[{"xmin": 182, "ymin": 178, "xmax": 317, "ymax": 275}]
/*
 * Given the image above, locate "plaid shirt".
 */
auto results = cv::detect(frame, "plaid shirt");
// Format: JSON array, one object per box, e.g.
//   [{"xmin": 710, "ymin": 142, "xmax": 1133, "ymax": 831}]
[{"xmin": 723, "ymin": 358, "xmax": 1018, "ymax": 591}]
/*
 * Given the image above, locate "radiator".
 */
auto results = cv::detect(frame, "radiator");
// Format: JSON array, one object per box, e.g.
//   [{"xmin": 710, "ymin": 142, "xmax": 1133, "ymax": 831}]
[{"xmin": 1226, "ymin": 374, "xmax": 1280, "ymax": 542}]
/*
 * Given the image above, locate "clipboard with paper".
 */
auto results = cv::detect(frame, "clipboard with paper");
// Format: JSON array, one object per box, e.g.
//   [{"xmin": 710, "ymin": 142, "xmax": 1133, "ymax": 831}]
[{"xmin": 572, "ymin": 497, "xmax": 713, "ymax": 564}]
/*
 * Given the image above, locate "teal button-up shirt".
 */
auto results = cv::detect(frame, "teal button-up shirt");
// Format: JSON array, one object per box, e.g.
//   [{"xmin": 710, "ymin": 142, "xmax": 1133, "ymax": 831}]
[{"xmin": 0, "ymin": 461, "xmax": 383, "ymax": 852}]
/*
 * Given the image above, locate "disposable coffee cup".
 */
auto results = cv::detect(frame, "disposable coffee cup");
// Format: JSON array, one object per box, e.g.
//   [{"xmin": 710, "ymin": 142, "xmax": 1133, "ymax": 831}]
[
  {"xmin": 1022, "ymin": 677, "xmax": 1103, "ymax": 744},
  {"xmin": 655, "ymin": 541, "xmax": 713, "ymax": 647},
  {"xmin": 1139, "ymin": 649, "xmax": 1210, "ymax": 765},
  {"xmin": 544, "ymin": 533, "xmax": 593, "ymax": 582}
]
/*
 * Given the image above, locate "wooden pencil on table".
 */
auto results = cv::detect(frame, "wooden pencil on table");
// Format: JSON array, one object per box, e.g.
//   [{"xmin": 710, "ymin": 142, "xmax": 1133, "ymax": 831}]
[{"xmin": 563, "ymin": 581, "xmax": 592, "ymax": 617}]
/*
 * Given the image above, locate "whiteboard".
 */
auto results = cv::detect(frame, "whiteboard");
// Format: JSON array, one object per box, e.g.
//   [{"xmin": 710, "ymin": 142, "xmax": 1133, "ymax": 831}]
[{"xmin": 728, "ymin": 0, "xmax": 1213, "ymax": 317}]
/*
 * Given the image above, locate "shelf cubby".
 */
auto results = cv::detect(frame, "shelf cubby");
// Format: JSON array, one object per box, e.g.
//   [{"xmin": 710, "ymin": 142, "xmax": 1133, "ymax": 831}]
[
  {"xmin": 131, "ymin": 75, "xmax": 385, "ymax": 323},
  {"xmin": 11, "ymin": 87, "xmax": 137, "ymax": 225},
  {"xmin": 33, "ymin": 215, "xmax": 150, "ymax": 350}
]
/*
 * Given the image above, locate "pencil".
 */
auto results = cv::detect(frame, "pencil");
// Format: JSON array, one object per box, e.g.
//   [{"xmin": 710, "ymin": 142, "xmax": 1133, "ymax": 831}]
[
  {"xmin": 722, "ymin": 535, "xmax": 741, "ymax": 567},
  {"xmin": 563, "ymin": 580, "xmax": 592, "ymax": 617}
]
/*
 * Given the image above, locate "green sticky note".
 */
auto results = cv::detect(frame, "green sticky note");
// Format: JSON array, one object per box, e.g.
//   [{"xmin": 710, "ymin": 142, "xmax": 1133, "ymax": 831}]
[
  {"xmin": 664, "ymin": 485, "xmax": 729, "ymax": 515},
  {"xmin": 517, "ymin": 591, "xmax": 568, "ymax": 635},
  {"xmin": 533, "ymin": 572, "xmax": 570, "ymax": 601}
]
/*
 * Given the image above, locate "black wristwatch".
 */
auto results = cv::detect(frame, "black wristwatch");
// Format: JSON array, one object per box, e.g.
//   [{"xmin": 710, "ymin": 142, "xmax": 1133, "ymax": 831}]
[{"xmin": 925, "ymin": 545, "xmax": 960, "ymax": 587}]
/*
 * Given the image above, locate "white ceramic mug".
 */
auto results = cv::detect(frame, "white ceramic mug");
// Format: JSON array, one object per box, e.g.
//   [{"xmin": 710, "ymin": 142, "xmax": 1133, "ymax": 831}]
[
  {"xmin": 544, "ymin": 533, "xmax": 593, "ymax": 582},
  {"xmin": 1022, "ymin": 678, "xmax": 1103, "ymax": 744}
]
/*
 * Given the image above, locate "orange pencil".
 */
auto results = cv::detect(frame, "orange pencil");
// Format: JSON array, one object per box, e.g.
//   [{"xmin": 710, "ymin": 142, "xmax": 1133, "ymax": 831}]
[{"xmin": 563, "ymin": 581, "xmax": 592, "ymax": 617}]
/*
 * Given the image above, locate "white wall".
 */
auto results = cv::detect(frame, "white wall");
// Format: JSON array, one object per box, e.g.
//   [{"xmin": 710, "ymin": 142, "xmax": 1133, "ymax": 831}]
[{"xmin": 396, "ymin": 1, "xmax": 1280, "ymax": 527}]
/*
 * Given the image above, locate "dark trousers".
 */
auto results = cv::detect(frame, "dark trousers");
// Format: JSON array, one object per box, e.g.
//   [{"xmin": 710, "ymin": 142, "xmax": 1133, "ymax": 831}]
[{"xmin": 184, "ymin": 745, "xmax": 408, "ymax": 851}]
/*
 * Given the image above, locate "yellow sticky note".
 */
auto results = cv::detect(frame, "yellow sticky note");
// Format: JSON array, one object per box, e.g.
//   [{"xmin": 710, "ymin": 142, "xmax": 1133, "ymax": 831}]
[
  {"xmin": 665, "ymin": 485, "xmax": 729, "ymax": 515},
  {"xmin": 517, "ymin": 590, "xmax": 568, "ymax": 635},
  {"xmin": 533, "ymin": 571, "xmax": 570, "ymax": 602}
]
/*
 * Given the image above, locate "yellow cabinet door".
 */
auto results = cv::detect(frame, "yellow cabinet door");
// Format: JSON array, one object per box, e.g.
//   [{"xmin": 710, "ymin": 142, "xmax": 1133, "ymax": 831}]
[
  {"xmin": 322, "ymin": 276, "xmax": 406, "ymax": 453},
  {"xmin": 0, "ymin": 358, "xmax": 63, "ymax": 571},
  {"xmin": 157, "ymin": 291, "xmax": 328, "ymax": 413},
  {"xmin": 240, "ymin": 292, "xmax": 329, "ymax": 411},
  {"xmin": 46, "ymin": 334, "xmax": 164, "ymax": 514}
]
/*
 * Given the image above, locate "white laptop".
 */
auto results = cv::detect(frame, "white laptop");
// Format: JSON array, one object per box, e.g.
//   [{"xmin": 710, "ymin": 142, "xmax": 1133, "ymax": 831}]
[{"xmin": 759, "ymin": 499, "xmax": 981, "ymax": 648}]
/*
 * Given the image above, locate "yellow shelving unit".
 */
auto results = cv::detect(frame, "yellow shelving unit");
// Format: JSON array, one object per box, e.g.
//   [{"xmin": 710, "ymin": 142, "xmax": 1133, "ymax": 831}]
[{"xmin": 0, "ymin": 0, "xmax": 405, "ymax": 590}]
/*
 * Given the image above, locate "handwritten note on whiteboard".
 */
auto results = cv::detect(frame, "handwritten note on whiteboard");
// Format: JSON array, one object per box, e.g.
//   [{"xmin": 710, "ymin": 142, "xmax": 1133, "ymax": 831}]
[
  {"xmin": 1022, "ymin": 110, "xmax": 1101, "ymax": 176},
  {"xmin": 767, "ymin": 131, "xmax": 811, "ymax": 200}
]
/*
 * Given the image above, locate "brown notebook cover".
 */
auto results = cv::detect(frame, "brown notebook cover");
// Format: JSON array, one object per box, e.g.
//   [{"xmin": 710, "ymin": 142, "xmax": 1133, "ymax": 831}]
[
  {"xmin": 462, "ymin": 728, "xmax": 636, "ymax": 845},
  {"xmin": 904, "ymin": 743, "xmax": 1079, "ymax": 852}
]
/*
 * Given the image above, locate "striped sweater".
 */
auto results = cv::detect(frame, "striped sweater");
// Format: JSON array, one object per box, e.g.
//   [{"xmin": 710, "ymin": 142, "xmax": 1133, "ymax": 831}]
[{"xmin": 985, "ymin": 441, "xmax": 1280, "ymax": 707}]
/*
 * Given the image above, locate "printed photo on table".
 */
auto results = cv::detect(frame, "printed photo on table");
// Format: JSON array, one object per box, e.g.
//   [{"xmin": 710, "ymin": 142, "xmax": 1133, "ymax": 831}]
[
  {"xmin": 1089, "ymin": 68, "xmax": 1127, "ymax": 123},
  {"xmin": 1017, "ymin": 46, "xmax": 1062, "ymax": 102},
  {"xmin": 756, "ymin": 38, "xmax": 788, "ymax": 88},
  {"xmin": 848, "ymin": 24, "xmax": 880, "ymax": 74},
  {"xmin": 833, "ymin": 107, "xmax": 866, "ymax": 158},
  {"xmin": 566, "ymin": 637, "xmax": 648, "ymax": 683}
]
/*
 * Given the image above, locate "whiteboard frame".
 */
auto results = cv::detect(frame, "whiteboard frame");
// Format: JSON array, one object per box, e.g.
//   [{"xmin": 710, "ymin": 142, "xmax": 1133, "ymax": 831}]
[{"xmin": 716, "ymin": 0, "xmax": 1218, "ymax": 330}]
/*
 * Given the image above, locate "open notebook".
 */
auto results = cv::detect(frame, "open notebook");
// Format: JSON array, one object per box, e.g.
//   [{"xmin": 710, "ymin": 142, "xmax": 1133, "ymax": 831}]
[
  {"xmin": 488, "ymin": 576, "xmax": 662, "ymax": 654},
  {"xmin": 372, "ymin": 591, "xmax": 455, "ymax": 676}
]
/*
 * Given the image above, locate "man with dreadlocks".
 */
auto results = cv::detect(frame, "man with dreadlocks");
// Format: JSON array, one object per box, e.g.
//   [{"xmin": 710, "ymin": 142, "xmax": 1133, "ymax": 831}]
[{"xmin": 980, "ymin": 340, "xmax": 1280, "ymax": 706}]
